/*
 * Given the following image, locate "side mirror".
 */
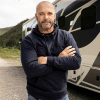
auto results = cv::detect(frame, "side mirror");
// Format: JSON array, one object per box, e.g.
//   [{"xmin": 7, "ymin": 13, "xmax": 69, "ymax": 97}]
[
  {"xmin": 27, "ymin": 27, "xmax": 31, "ymax": 31},
  {"xmin": 58, "ymin": 16, "xmax": 65, "ymax": 28}
]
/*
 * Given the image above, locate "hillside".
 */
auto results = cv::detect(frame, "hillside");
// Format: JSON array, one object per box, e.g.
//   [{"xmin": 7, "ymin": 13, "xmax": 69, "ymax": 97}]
[
  {"xmin": 0, "ymin": 27, "xmax": 13, "ymax": 35},
  {"xmin": 0, "ymin": 19, "xmax": 28, "ymax": 49}
]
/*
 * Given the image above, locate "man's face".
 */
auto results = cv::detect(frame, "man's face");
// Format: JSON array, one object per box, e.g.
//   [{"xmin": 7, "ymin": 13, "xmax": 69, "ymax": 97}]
[{"xmin": 35, "ymin": 3, "xmax": 56, "ymax": 30}]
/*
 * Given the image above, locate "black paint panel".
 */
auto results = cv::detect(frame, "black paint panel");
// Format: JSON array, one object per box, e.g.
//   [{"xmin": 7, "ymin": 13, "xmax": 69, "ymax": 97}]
[
  {"xmin": 83, "ymin": 69, "xmax": 100, "ymax": 86},
  {"xmin": 68, "ymin": 0, "xmax": 99, "ymax": 30},
  {"xmin": 71, "ymin": 24, "xmax": 100, "ymax": 48},
  {"xmin": 63, "ymin": 0, "xmax": 91, "ymax": 16},
  {"xmin": 64, "ymin": 10, "xmax": 79, "ymax": 31},
  {"xmin": 58, "ymin": 0, "xmax": 100, "ymax": 48},
  {"xmin": 58, "ymin": 10, "xmax": 79, "ymax": 31},
  {"xmin": 73, "ymin": 5, "xmax": 96, "ymax": 30},
  {"xmin": 56, "ymin": 9, "xmax": 63, "ymax": 21},
  {"xmin": 72, "ymin": 15, "xmax": 81, "ymax": 30},
  {"xmin": 81, "ymin": 5, "xmax": 96, "ymax": 30},
  {"xmin": 94, "ymin": 0, "xmax": 100, "ymax": 21}
]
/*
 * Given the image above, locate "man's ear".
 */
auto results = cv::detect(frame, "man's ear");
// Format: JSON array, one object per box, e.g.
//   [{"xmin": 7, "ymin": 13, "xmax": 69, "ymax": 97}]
[
  {"xmin": 54, "ymin": 13, "xmax": 56, "ymax": 19},
  {"xmin": 35, "ymin": 14, "xmax": 38, "ymax": 20}
]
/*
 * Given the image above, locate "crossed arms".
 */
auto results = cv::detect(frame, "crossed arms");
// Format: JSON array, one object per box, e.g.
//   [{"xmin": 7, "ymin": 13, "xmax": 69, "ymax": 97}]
[
  {"xmin": 21, "ymin": 34, "xmax": 81, "ymax": 78},
  {"xmin": 38, "ymin": 46, "xmax": 76, "ymax": 64}
]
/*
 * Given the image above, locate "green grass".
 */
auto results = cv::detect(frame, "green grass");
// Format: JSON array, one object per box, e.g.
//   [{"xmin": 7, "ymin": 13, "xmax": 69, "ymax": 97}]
[{"xmin": 0, "ymin": 47, "xmax": 20, "ymax": 60}]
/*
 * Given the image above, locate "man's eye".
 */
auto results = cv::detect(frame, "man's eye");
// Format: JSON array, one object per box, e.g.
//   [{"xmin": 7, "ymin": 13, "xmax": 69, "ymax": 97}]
[
  {"xmin": 48, "ymin": 13, "xmax": 52, "ymax": 15},
  {"xmin": 40, "ymin": 14, "xmax": 42, "ymax": 15},
  {"xmin": 39, "ymin": 13, "xmax": 44, "ymax": 15}
]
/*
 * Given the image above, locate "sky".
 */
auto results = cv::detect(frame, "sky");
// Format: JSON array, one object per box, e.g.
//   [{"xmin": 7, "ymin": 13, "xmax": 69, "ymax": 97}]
[{"xmin": 0, "ymin": 0, "xmax": 55, "ymax": 28}]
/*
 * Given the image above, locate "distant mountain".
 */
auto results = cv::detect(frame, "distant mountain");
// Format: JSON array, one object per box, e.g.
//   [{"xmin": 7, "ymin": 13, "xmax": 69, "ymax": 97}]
[
  {"xmin": 0, "ymin": 27, "xmax": 13, "ymax": 35},
  {"xmin": 0, "ymin": 19, "xmax": 28, "ymax": 49}
]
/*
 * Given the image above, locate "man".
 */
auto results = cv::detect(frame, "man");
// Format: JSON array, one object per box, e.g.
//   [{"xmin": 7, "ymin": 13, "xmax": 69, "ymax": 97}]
[{"xmin": 21, "ymin": 1, "xmax": 81, "ymax": 100}]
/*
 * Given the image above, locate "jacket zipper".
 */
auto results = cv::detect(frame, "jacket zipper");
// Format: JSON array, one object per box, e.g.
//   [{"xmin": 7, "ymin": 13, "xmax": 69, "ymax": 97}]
[{"xmin": 44, "ymin": 36, "xmax": 52, "ymax": 56}]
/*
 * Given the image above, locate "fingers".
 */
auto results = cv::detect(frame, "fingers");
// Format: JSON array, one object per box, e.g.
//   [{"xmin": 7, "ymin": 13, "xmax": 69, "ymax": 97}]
[
  {"xmin": 69, "ymin": 48, "xmax": 75, "ymax": 53},
  {"xmin": 69, "ymin": 49, "xmax": 76, "ymax": 56},
  {"xmin": 64, "ymin": 46, "xmax": 72, "ymax": 52},
  {"xmin": 71, "ymin": 54, "xmax": 75, "ymax": 56},
  {"xmin": 70, "ymin": 50, "xmax": 76, "ymax": 54},
  {"xmin": 64, "ymin": 46, "xmax": 73, "ymax": 51},
  {"xmin": 64, "ymin": 46, "xmax": 75, "ymax": 53},
  {"xmin": 64, "ymin": 46, "xmax": 76, "ymax": 57},
  {"xmin": 59, "ymin": 46, "xmax": 76, "ymax": 57}
]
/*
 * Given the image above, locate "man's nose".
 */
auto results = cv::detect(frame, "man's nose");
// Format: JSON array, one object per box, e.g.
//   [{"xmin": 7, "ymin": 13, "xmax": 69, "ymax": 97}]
[{"xmin": 44, "ymin": 14, "xmax": 49, "ymax": 19}]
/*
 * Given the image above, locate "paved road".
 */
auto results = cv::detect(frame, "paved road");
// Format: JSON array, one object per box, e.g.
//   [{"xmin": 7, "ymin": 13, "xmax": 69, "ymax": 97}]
[
  {"xmin": 0, "ymin": 66, "xmax": 100, "ymax": 100},
  {"xmin": 67, "ymin": 83, "xmax": 100, "ymax": 100},
  {"xmin": 0, "ymin": 66, "xmax": 27, "ymax": 100}
]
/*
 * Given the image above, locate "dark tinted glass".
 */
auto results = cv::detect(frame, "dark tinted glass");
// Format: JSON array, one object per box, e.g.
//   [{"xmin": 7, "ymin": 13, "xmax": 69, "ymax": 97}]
[{"xmin": 81, "ymin": 5, "xmax": 96, "ymax": 30}]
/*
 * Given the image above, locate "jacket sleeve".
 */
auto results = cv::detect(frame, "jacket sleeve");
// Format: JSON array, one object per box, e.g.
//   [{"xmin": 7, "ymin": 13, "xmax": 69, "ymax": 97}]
[
  {"xmin": 21, "ymin": 37, "xmax": 54, "ymax": 78},
  {"xmin": 47, "ymin": 32, "xmax": 81, "ymax": 70}
]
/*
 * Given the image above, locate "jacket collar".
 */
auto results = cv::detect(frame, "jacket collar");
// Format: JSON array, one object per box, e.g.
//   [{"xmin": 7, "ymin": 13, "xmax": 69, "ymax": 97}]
[{"xmin": 32, "ymin": 23, "xmax": 59, "ymax": 37}]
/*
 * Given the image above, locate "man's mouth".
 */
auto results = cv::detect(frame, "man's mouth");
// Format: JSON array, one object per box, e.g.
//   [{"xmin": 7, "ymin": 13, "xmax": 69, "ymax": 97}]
[
  {"xmin": 43, "ymin": 22, "xmax": 50, "ymax": 25},
  {"xmin": 44, "ymin": 22, "xmax": 49, "ymax": 23},
  {"xmin": 42, "ymin": 21, "xmax": 51, "ymax": 23}
]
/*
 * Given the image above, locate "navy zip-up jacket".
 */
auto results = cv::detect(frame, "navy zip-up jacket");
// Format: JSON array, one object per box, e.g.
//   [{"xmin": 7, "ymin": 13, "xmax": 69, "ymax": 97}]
[{"xmin": 21, "ymin": 24, "xmax": 81, "ymax": 100}]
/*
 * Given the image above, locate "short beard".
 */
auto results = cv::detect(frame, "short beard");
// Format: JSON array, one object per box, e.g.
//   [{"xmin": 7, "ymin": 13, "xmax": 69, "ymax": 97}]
[{"xmin": 37, "ymin": 18, "xmax": 54, "ymax": 30}]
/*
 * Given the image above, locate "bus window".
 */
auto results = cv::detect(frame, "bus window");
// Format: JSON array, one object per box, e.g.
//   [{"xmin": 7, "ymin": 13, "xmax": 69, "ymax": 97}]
[
  {"xmin": 58, "ymin": 10, "xmax": 79, "ymax": 31},
  {"xmin": 58, "ymin": 16, "xmax": 65, "ymax": 29},
  {"xmin": 81, "ymin": 5, "xmax": 96, "ymax": 30}
]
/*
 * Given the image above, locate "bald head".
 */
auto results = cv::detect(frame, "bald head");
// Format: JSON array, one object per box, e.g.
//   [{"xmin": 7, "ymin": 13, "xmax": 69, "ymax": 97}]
[
  {"xmin": 35, "ymin": 1, "xmax": 56, "ymax": 33},
  {"xmin": 36, "ymin": 1, "xmax": 55, "ymax": 13}
]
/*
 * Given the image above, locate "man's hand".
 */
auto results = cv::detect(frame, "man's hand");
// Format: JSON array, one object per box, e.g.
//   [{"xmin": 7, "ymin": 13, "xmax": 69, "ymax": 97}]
[
  {"xmin": 38, "ymin": 56, "xmax": 47, "ymax": 64},
  {"xmin": 58, "ymin": 46, "xmax": 76, "ymax": 57}
]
